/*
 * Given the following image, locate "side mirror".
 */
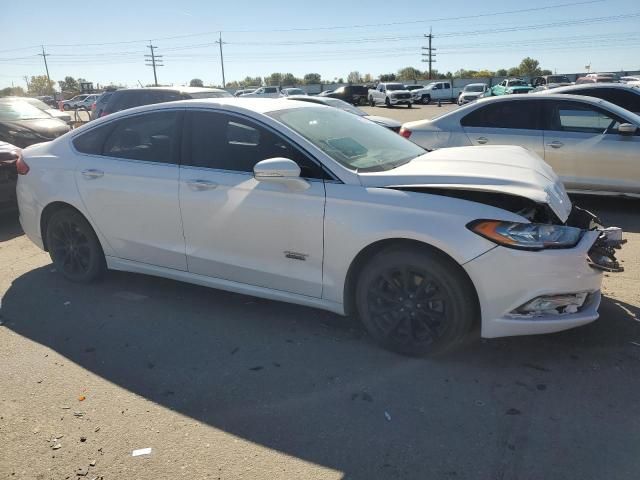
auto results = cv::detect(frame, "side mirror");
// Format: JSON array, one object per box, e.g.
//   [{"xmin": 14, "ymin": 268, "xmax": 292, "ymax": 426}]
[
  {"xmin": 253, "ymin": 158, "xmax": 309, "ymax": 190},
  {"xmin": 618, "ymin": 123, "xmax": 637, "ymax": 136}
]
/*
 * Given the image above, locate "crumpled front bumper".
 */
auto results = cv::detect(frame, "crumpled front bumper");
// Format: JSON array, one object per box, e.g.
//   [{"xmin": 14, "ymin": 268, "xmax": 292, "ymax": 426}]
[{"xmin": 464, "ymin": 224, "xmax": 623, "ymax": 338}]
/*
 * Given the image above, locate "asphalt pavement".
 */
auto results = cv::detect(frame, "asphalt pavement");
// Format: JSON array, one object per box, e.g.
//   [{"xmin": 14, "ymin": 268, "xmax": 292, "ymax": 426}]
[{"xmin": 1, "ymin": 104, "xmax": 639, "ymax": 480}]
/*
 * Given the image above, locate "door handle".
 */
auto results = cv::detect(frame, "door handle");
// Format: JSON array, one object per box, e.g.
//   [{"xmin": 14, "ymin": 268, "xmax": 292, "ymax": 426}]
[
  {"xmin": 476, "ymin": 137, "xmax": 488, "ymax": 144},
  {"xmin": 81, "ymin": 169, "xmax": 104, "ymax": 179},
  {"xmin": 187, "ymin": 179, "xmax": 218, "ymax": 191},
  {"xmin": 547, "ymin": 141, "xmax": 564, "ymax": 149}
]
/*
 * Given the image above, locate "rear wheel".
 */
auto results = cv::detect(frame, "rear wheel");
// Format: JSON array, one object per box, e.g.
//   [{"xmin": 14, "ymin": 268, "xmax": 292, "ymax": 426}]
[
  {"xmin": 355, "ymin": 247, "xmax": 477, "ymax": 356},
  {"xmin": 369, "ymin": 96, "xmax": 375, "ymax": 107},
  {"xmin": 62, "ymin": 104, "xmax": 70, "ymax": 111},
  {"xmin": 407, "ymin": 102, "xmax": 412, "ymax": 108},
  {"xmin": 421, "ymin": 95, "xmax": 430, "ymax": 105},
  {"xmin": 385, "ymin": 97, "xmax": 391, "ymax": 108},
  {"xmin": 46, "ymin": 209, "xmax": 106, "ymax": 283}
]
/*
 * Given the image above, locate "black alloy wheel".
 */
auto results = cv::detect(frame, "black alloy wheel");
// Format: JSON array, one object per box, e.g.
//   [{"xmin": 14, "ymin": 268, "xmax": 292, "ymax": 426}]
[
  {"xmin": 46, "ymin": 209, "xmax": 106, "ymax": 282},
  {"xmin": 356, "ymin": 248, "xmax": 477, "ymax": 355}
]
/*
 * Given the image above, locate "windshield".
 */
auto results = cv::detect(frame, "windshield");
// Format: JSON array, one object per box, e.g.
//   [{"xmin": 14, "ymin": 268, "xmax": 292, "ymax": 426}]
[
  {"xmin": 268, "ymin": 107, "xmax": 424, "ymax": 172},
  {"xmin": 0, "ymin": 100, "xmax": 51, "ymax": 120},
  {"xmin": 23, "ymin": 98, "xmax": 51, "ymax": 110},
  {"xmin": 464, "ymin": 85, "xmax": 485, "ymax": 92},
  {"xmin": 385, "ymin": 84, "xmax": 405, "ymax": 91},
  {"xmin": 508, "ymin": 80, "xmax": 528, "ymax": 86},
  {"xmin": 323, "ymin": 98, "xmax": 365, "ymax": 116},
  {"xmin": 286, "ymin": 89, "xmax": 305, "ymax": 95}
]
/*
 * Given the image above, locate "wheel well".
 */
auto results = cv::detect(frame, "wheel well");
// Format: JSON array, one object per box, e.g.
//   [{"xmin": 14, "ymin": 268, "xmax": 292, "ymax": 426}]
[
  {"xmin": 40, "ymin": 202, "xmax": 87, "ymax": 251},
  {"xmin": 342, "ymin": 238, "xmax": 480, "ymax": 320}
]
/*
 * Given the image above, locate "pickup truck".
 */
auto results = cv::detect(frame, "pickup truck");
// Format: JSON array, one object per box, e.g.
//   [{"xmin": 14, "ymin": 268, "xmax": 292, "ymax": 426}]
[
  {"xmin": 411, "ymin": 81, "xmax": 461, "ymax": 104},
  {"xmin": 488, "ymin": 78, "xmax": 533, "ymax": 95},
  {"xmin": 368, "ymin": 83, "xmax": 413, "ymax": 107}
]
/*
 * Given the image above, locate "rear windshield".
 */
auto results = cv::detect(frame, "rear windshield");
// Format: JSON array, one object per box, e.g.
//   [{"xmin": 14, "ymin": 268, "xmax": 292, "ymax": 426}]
[
  {"xmin": 464, "ymin": 85, "xmax": 485, "ymax": 92},
  {"xmin": 187, "ymin": 91, "xmax": 232, "ymax": 99}
]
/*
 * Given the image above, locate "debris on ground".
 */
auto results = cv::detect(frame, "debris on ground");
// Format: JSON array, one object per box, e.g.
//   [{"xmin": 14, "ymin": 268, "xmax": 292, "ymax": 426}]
[
  {"xmin": 63, "ymin": 301, "xmax": 71, "ymax": 306},
  {"xmin": 384, "ymin": 411, "xmax": 392, "ymax": 421},
  {"xmin": 132, "ymin": 447, "xmax": 152, "ymax": 457},
  {"xmin": 80, "ymin": 436, "xmax": 87, "ymax": 442},
  {"xmin": 79, "ymin": 395, "xmax": 86, "ymax": 401},
  {"xmin": 51, "ymin": 443, "xmax": 62, "ymax": 450}
]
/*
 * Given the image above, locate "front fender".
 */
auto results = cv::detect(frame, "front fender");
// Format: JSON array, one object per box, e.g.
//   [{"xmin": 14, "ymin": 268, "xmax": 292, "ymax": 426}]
[{"xmin": 321, "ymin": 183, "xmax": 524, "ymax": 304}]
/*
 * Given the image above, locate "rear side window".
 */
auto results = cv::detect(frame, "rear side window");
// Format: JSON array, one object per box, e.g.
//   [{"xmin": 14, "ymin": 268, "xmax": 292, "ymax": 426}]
[
  {"xmin": 461, "ymin": 101, "xmax": 541, "ymax": 129},
  {"xmin": 102, "ymin": 111, "xmax": 181, "ymax": 164},
  {"xmin": 573, "ymin": 88, "xmax": 640, "ymax": 113},
  {"xmin": 72, "ymin": 124, "xmax": 113, "ymax": 154}
]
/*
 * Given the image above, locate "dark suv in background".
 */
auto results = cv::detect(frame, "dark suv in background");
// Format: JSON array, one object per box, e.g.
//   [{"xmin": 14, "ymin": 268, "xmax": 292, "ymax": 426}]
[
  {"xmin": 324, "ymin": 85, "xmax": 370, "ymax": 105},
  {"xmin": 98, "ymin": 87, "xmax": 232, "ymax": 117}
]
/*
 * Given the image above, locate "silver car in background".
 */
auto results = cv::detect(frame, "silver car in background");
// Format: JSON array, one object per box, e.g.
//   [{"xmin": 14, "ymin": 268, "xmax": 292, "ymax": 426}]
[
  {"xmin": 400, "ymin": 94, "xmax": 640, "ymax": 197},
  {"xmin": 457, "ymin": 83, "xmax": 488, "ymax": 105}
]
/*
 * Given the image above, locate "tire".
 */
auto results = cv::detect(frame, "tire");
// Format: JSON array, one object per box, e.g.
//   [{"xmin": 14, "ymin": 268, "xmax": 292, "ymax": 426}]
[
  {"xmin": 385, "ymin": 97, "xmax": 391, "ymax": 108},
  {"xmin": 421, "ymin": 95, "xmax": 430, "ymax": 105},
  {"xmin": 355, "ymin": 246, "xmax": 477, "ymax": 356},
  {"xmin": 407, "ymin": 102, "xmax": 412, "ymax": 108},
  {"xmin": 62, "ymin": 104, "xmax": 70, "ymax": 111},
  {"xmin": 46, "ymin": 209, "xmax": 106, "ymax": 283},
  {"xmin": 369, "ymin": 96, "xmax": 375, "ymax": 107},
  {"xmin": 358, "ymin": 97, "xmax": 367, "ymax": 106}
]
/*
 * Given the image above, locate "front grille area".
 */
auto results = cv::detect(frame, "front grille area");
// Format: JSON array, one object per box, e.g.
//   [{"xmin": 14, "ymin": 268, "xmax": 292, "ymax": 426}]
[{"xmin": 395, "ymin": 93, "xmax": 411, "ymax": 99}]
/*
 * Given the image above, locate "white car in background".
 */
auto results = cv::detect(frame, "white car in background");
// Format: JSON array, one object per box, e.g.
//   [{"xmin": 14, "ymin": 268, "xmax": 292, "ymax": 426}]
[
  {"xmin": 400, "ymin": 94, "xmax": 640, "ymax": 197},
  {"xmin": 457, "ymin": 83, "xmax": 488, "ymax": 105},
  {"xmin": 240, "ymin": 86, "xmax": 280, "ymax": 98},
  {"xmin": 280, "ymin": 88, "xmax": 307, "ymax": 97},
  {"xmin": 17, "ymin": 98, "xmax": 623, "ymax": 356}
]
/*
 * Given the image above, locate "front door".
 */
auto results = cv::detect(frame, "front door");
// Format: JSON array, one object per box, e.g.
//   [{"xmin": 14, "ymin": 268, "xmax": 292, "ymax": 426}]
[
  {"xmin": 179, "ymin": 110, "xmax": 327, "ymax": 297},
  {"xmin": 74, "ymin": 109, "xmax": 187, "ymax": 270},
  {"xmin": 461, "ymin": 99, "xmax": 544, "ymax": 157},
  {"xmin": 542, "ymin": 99, "xmax": 640, "ymax": 194}
]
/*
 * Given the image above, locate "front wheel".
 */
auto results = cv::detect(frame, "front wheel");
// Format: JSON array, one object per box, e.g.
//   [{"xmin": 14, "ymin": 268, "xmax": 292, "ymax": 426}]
[
  {"xmin": 421, "ymin": 95, "xmax": 430, "ymax": 105},
  {"xmin": 46, "ymin": 209, "xmax": 106, "ymax": 283},
  {"xmin": 62, "ymin": 104, "xmax": 70, "ymax": 111},
  {"xmin": 355, "ymin": 247, "xmax": 478, "ymax": 356},
  {"xmin": 385, "ymin": 97, "xmax": 391, "ymax": 108},
  {"xmin": 369, "ymin": 96, "xmax": 375, "ymax": 107},
  {"xmin": 407, "ymin": 102, "xmax": 412, "ymax": 108}
]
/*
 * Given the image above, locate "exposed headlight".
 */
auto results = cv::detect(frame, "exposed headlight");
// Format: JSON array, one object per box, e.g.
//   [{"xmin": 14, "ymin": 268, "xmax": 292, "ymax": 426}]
[{"xmin": 467, "ymin": 220, "xmax": 583, "ymax": 250}]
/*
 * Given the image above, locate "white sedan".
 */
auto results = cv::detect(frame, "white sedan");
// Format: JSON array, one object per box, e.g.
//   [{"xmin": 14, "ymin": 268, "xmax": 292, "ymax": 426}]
[{"xmin": 16, "ymin": 98, "xmax": 623, "ymax": 355}]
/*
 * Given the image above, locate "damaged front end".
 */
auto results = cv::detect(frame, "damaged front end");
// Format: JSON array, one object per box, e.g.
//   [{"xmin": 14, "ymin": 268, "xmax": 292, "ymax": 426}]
[{"xmin": 394, "ymin": 187, "xmax": 626, "ymax": 273}]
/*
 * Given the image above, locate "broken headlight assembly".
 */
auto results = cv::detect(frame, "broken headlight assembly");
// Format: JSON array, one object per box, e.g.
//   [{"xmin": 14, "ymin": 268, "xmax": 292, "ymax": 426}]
[{"xmin": 467, "ymin": 220, "xmax": 583, "ymax": 250}]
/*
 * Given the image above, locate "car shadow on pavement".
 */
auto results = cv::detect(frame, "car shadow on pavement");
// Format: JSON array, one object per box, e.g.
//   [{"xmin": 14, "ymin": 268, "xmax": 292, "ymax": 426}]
[{"xmin": 2, "ymin": 264, "xmax": 640, "ymax": 479}]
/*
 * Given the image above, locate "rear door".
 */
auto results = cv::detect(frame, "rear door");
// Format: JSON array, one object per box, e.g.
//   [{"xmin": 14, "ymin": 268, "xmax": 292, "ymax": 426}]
[
  {"xmin": 460, "ymin": 99, "xmax": 544, "ymax": 157},
  {"xmin": 74, "ymin": 109, "xmax": 187, "ymax": 269},
  {"xmin": 542, "ymin": 99, "xmax": 640, "ymax": 194}
]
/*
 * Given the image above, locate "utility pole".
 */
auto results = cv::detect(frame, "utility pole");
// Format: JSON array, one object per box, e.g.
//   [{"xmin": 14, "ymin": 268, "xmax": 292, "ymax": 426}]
[
  {"xmin": 38, "ymin": 45, "xmax": 51, "ymax": 89},
  {"xmin": 23, "ymin": 76, "xmax": 30, "ymax": 91},
  {"xmin": 145, "ymin": 42, "xmax": 163, "ymax": 86},
  {"xmin": 216, "ymin": 32, "xmax": 226, "ymax": 87},
  {"xmin": 421, "ymin": 28, "xmax": 436, "ymax": 79}
]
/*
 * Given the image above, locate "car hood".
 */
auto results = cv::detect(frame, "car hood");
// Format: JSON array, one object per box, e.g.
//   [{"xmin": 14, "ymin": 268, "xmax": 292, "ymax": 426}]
[
  {"xmin": 6, "ymin": 118, "xmax": 70, "ymax": 138},
  {"xmin": 358, "ymin": 145, "xmax": 572, "ymax": 222},
  {"xmin": 364, "ymin": 115, "xmax": 402, "ymax": 128},
  {"xmin": 387, "ymin": 90, "xmax": 412, "ymax": 95},
  {"xmin": 507, "ymin": 86, "xmax": 533, "ymax": 92}
]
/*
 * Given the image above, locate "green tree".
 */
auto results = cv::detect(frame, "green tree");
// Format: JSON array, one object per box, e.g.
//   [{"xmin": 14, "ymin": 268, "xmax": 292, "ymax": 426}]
[
  {"xmin": 337, "ymin": 77, "xmax": 344, "ymax": 83},
  {"xmin": 495, "ymin": 69, "xmax": 508, "ymax": 77},
  {"xmin": 242, "ymin": 76, "xmax": 262, "ymax": 87},
  {"xmin": 58, "ymin": 76, "xmax": 79, "ymax": 93},
  {"xmin": 363, "ymin": 73, "xmax": 373, "ymax": 83},
  {"xmin": 281, "ymin": 73, "xmax": 299, "ymax": 85},
  {"xmin": 0, "ymin": 86, "xmax": 25, "ymax": 97},
  {"xmin": 189, "ymin": 78, "xmax": 204, "ymax": 87},
  {"xmin": 379, "ymin": 73, "xmax": 396, "ymax": 82},
  {"xmin": 518, "ymin": 57, "xmax": 542, "ymax": 77},
  {"xmin": 397, "ymin": 67, "xmax": 422, "ymax": 81},
  {"xmin": 507, "ymin": 67, "xmax": 520, "ymax": 77},
  {"xmin": 266, "ymin": 73, "xmax": 283, "ymax": 85},
  {"xmin": 28, "ymin": 75, "xmax": 55, "ymax": 95},
  {"xmin": 472, "ymin": 70, "xmax": 494, "ymax": 78},
  {"xmin": 346, "ymin": 71, "xmax": 362, "ymax": 83},
  {"xmin": 303, "ymin": 73, "xmax": 321, "ymax": 84},
  {"xmin": 540, "ymin": 69, "xmax": 553, "ymax": 76}
]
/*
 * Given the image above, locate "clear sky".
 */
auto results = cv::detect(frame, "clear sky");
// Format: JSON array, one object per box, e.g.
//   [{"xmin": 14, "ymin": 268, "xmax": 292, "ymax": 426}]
[{"xmin": 1, "ymin": 0, "xmax": 639, "ymax": 89}]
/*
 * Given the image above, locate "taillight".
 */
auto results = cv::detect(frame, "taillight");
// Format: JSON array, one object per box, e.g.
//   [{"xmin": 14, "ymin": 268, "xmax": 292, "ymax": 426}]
[
  {"xmin": 16, "ymin": 151, "xmax": 29, "ymax": 175},
  {"xmin": 399, "ymin": 127, "xmax": 412, "ymax": 139},
  {"xmin": 99, "ymin": 110, "xmax": 109, "ymax": 117},
  {"xmin": 91, "ymin": 102, "xmax": 96, "ymax": 110}
]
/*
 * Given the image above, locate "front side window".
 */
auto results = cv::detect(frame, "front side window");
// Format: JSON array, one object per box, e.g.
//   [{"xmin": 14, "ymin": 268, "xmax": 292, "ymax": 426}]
[
  {"xmin": 265, "ymin": 87, "xmax": 277, "ymax": 93},
  {"xmin": 102, "ymin": 111, "xmax": 180, "ymax": 163},
  {"xmin": 550, "ymin": 101, "xmax": 622, "ymax": 134},
  {"xmin": 268, "ymin": 107, "xmax": 424, "ymax": 172},
  {"xmin": 461, "ymin": 101, "xmax": 541, "ymax": 129},
  {"xmin": 186, "ymin": 111, "xmax": 326, "ymax": 178}
]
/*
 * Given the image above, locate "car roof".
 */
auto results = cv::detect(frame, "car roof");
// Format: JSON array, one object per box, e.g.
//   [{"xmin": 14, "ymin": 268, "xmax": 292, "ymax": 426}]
[
  {"xmin": 537, "ymin": 83, "xmax": 639, "ymax": 94},
  {"xmin": 112, "ymin": 86, "xmax": 227, "ymax": 94}
]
